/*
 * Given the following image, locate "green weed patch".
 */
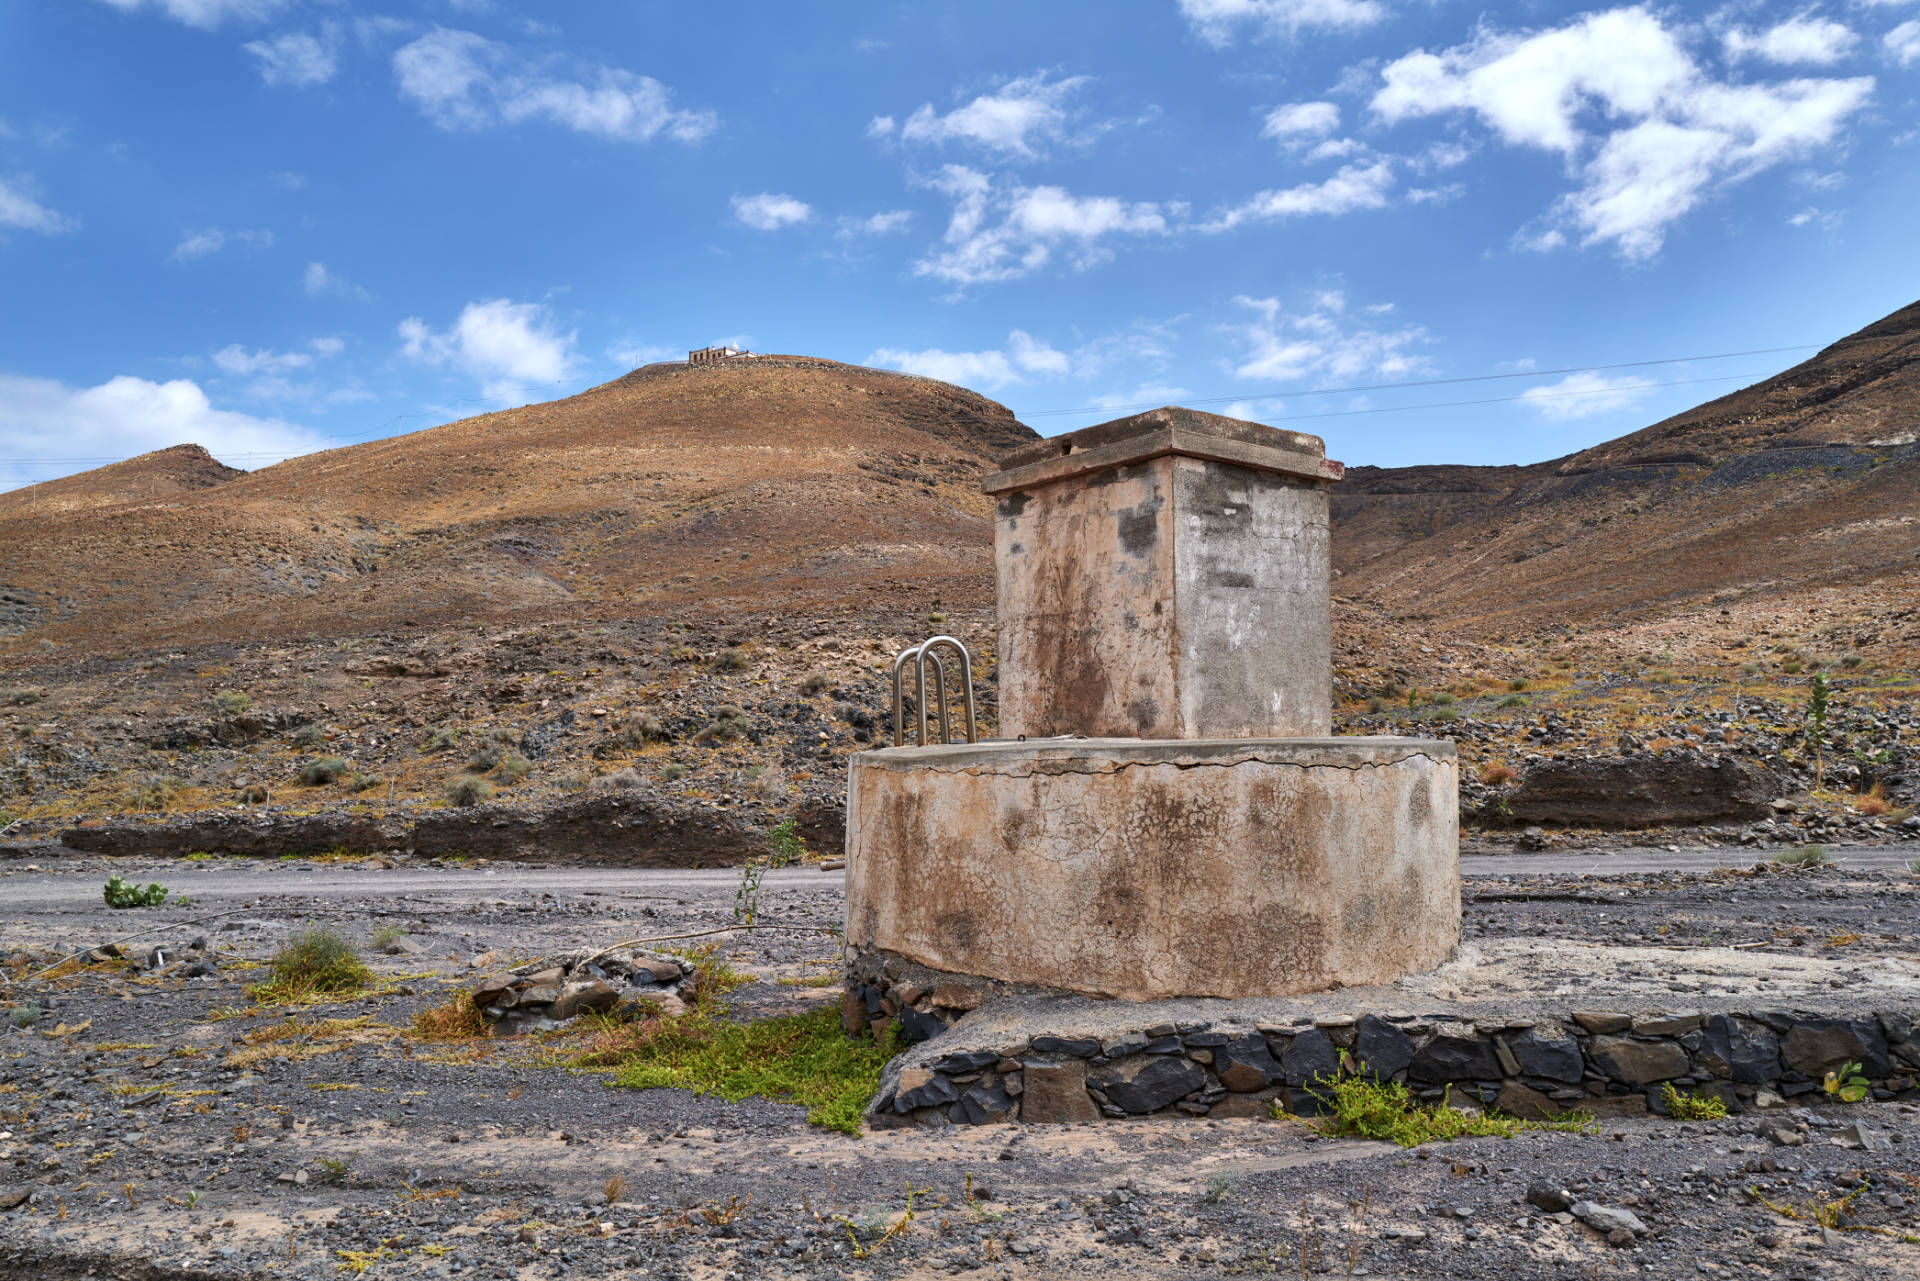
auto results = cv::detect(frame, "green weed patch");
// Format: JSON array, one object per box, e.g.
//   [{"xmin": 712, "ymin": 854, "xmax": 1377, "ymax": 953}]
[
  {"xmin": 599, "ymin": 1004, "xmax": 893, "ymax": 1136},
  {"xmin": 1295, "ymin": 1075, "xmax": 1596, "ymax": 1147}
]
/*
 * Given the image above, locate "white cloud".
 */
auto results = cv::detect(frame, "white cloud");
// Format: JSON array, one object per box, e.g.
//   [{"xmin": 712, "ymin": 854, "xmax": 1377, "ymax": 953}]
[
  {"xmin": 730, "ymin": 192, "xmax": 813, "ymax": 231},
  {"xmin": 91, "ymin": 0, "xmax": 289, "ymax": 29},
  {"xmin": 244, "ymin": 30, "xmax": 338, "ymax": 87},
  {"xmin": 212, "ymin": 343, "xmax": 312, "ymax": 377},
  {"xmin": 170, "ymin": 227, "xmax": 272, "ymax": 262},
  {"xmin": 894, "ymin": 73, "xmax": 1090, "ymax": 158},
  {"xmin": 1224, "ymin": 294, "xmax": 1430, "ymax": 383},
  {"xmin": 836, "ymin": 209, "xmax": 913, "ymax": 238},
  {"xmin": 302, "ymin": 261, "xmax": 367, "ymax": 299},
  {"xmin": 0, "ymin": 176, "xmax": 76, "ymax": 235},
  {"xmin": 1724, "ymin": 16, "xmax": 1858, "ymax": 65},
  {"xmin": 1089, "ymin": 383, "xmax": 1191, "ymax": 412},
  {"xmin": 0, "ymin": 372, "xmax": 327, "ymax": 492},
  {"xmin": 208, "ymin": 337, "xmax": 342, "ymax": 401},
  {"xmin": 912, "ymin": 165, "xmax": 1172, "ymax": 287},
  {"xmin": 393, "ymin": 27, "xmax": 716, "ymax": 144},
  {"xmin": 866, "ymin": 115, "xmax": 896, "ymax": 138},
  {"xmin": 1519, "ymin": 371, "xmax": 1654, "ymax": 419},
  {"xmin": 1198, "ymin": 160, "xmax": 1394, "ymax": 231},
  {"xmin": 1889, "ymin": 20, "xmax": 1920, "ymax": 66},
  {"xmin": 1371, "ymin": 8, "xmax": 1874, "ymax": 259},
  {"xmin": 1179, "ymin": 0, "xmax": 1385, "ymax": 47},
  {"xmin": 398, "ymin": 298, "xmax": 577, "ymax": 403},
  {"xmin": 867, "ymin": 329, "xmax": 1070, "ymax": 389},
  {"xmin": 1262, "ymin": 101, "xmax": 1340, "ymax": 142}
]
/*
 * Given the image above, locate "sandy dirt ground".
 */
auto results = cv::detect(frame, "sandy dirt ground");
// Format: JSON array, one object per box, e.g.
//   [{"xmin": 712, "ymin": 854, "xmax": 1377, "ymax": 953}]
[{"xmin": 1, "ymin": 848, "xmax": 1918, "ymax": 1280}]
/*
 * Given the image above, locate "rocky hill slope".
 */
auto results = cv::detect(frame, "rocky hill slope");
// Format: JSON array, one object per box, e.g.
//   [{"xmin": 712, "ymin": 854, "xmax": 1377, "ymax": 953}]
[
  {"xmin": 0, "ymin": 357, "xmax": 1034, "ymax": 655},
  {"xmin": 1333, "ymin": 299, "xmax": 1920, "ymax": 630}
]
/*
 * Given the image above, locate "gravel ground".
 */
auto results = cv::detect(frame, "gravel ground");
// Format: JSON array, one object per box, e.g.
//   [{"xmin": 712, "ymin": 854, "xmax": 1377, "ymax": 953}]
[{"xmin": 2, "ymin": 850, "xmax": 1918, "ymax": 1280}]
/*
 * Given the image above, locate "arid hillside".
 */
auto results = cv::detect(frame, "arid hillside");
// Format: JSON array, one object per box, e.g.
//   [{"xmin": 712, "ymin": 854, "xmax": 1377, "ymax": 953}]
[
  {"xmin": 1333, "ymin": 298, "xmax": 1920, "ymax": 630},
  {"xmin": 0, "ymin": 357, "xmax": 1034, "ymax": 659}
]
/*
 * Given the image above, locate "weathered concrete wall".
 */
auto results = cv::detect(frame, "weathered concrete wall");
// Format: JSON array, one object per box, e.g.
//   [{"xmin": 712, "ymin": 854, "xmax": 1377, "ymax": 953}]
[
  {"xmin": 987, "ymin": 407, "xmax": 1336, "ymax": 740},
  {"xmin": 845, "ymin": 738, "xmax": 1458, "ymax": 1001},
  {"xmin": 1170, "ymin": 456, "xmax": 1330, "ymax": 739}
]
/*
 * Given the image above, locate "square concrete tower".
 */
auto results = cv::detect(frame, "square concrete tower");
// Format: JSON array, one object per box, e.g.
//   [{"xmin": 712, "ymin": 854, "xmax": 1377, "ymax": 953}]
[{"xmin": 981, "ymin": 406, "xmax": 1343, "ymax": 741}]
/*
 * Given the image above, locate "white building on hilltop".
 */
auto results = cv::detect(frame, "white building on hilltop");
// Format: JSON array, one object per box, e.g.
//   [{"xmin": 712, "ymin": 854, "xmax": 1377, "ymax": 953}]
[{"xmin": 688, "ymin": 344, "xmax": 755, "ymax": 365}]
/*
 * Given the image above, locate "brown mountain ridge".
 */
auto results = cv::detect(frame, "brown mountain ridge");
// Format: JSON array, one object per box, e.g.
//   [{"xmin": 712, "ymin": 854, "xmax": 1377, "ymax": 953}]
[
  {"xmin": 1332, "ymin": 297, "xmax": 1920, "ymax": 629},
  {"xmin": 2, "ymin": 301, "xmax": 1916, "ymax": 664},
  {"xmin": 0, "ymin": 356, "xmax": 1035, "ymax": 654}
]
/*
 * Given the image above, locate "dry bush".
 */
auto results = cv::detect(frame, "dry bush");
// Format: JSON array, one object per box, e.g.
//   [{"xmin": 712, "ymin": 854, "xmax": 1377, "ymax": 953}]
[
  {"xmin": 413, "ymin": 993, "xmax": 487, "ymax": 1041},
  {"xmin": 1478, "ymin": 763, "xmax": 1518, "ymax": 786}
]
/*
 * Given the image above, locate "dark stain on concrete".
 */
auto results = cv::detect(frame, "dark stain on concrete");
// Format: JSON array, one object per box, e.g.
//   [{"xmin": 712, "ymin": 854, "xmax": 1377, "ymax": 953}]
[{"xmin": 1116, "ymin": 495, "xmax": 1163, "ymax": 558}]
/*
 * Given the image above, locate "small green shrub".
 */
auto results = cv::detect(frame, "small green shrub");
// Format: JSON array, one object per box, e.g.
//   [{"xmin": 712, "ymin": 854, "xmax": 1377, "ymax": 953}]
[
  {"xmin": 445, "ymin": 775, "xmax": 493, "ymax": 808},
  {"xmin": 467, "ymin": 744, "xmax": 502, "ymax": 772},
  {"xmin": 767, "ymin": 818, "xmax": 807, "ymax": 868},
  {"xmin": 301, "ymin": 757, "xmax": 348, "ymax": 786},
  {"xmin": 1774, "ymin": 844, "xmax": 1831, "ymax": 868},
  {"xmin": 369, "ymin": 924, "xmax": 407, "ymax": 951},
  {"xmin": 1840, "ymin": 654, "xmax": 1863, "ymax": 669},
  {"xmin": 419, "ymin": 727, "xmax": 456, "ymax": 753},
  {"xmin": 1203, "ymin": 1172, "xmax": 1239, "ymax": 1204},
  {"xmin": 103, "ymin": 875, "xmax": 169, "ymax": 908},
  {"xmin": 1497, "ymin": 694, "xmax": 1528, "ymax": 708},
  {"xmin": 1742, "ymin": 663, "xmax": 1760, "ymax": 676},
  {"xmin": 800, "ymin": 673, "xmax": 833, "ymax": 695},
  {"xmin": 597, "ymin": 768, "xmax": 644, "ymax": 791},
  {"xmin": 496, "ymin": 754, "xmax": 531, "ymax": 784},
  {"xmin": 712, "ymin": 648, "xmax": 751, "ymax": 671},
  {"xmin": 660, "ymin": 763, "xmax": 689, "ymax": 782},
  {"xmin": 1824, "ymin": 1060, "xmax": 1869, "ymax": 1104},
  {"xmin": 290, "ymin": 724, "xmax": 326, "ymax": 747},
  {"xmin": 212, "ymin": 689, "xmax": 251, "ymax": 714},
  {"xmin": 1432, "ymin": 692, "xmax": 1456, "ymax": 706},
  {"xmin": 250, "ymin": 928, "xmax": 371, "ymax": 1001},
  {"xmin": 1508, "ymin": 678, "xmax": 1528, "ymax": 691},
  {"xmin": 1304, "ymin": 1075, "xmax": 1594, "ymax": 1147},
  {"xmin": 1365, "ymin": 696, "xmax": 1386, "ymax": 714},
  {"xmin": 1660, "ymin": 1083, "xmax": 1728, "ymax": 1120},
  {"xmin": 7, "ymin": 1003, "xmax": 41, "ymax": 1028},
  {"xmin": 349, "ymin": 774, "xmax": 384, "ymax": 793},
  {"xmin": 1781, "ymin": 660, "xmax": 1804, "ymax": 675},
  {"xmin": 314, "ymin": 1155, "xmax": 355, "ymax": 1185},
  {"xmin": 2, "ymin": 688, "xmax": 44, "ymax": 707}
]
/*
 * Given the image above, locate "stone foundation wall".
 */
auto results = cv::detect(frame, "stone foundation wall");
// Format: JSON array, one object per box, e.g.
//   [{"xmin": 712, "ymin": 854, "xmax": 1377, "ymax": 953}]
[{"xmin": 861, "ymin": 1004, "xmax": 1920, "ymax": 1129}]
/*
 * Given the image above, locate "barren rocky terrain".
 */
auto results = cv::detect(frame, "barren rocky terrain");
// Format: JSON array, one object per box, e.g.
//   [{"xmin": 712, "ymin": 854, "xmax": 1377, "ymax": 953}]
[{"xmin": 3, "ymin": 853, "xmax": 1919, "ymax": 1280}]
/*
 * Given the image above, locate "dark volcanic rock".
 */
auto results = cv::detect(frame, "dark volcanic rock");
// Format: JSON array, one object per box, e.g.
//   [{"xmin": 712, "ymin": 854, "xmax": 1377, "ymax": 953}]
[
  {"xmin": 1698, "ymin": 1015, "xmax": 1783, "ymax": 1084},
  {"xmin": 1092, "ymin": 1056, "xmax": 1206, "ymax": 1113},
  {"xmin": 1505, "ymin": 752, "xmax": 1777, "ymax": 828},
  {"xmin": 1590, "ymin": 1036, "xmax": 1690, "ymax": 1085},
  {"xmin": 1511, "ymin": 1026, "xmax": 1585, "ymax": 1083},
  {"xmin": 1281, "ymin": 1029, "xmax": 1341, "ymax": 1088},
  {"xmin": 1781, "ymin": 1019, "xmax": 1890, "ymax": 1080},
  {"xmin": 1354, "ymin": 1015, "xmax": 1413, "ymax": 1079},
  {"xmin": 1213, "ymin": 1035, "xmax": 1282, "ymax": 1092},
  {"xmin": 1409, "ymin": 1034, "xmax": 1501, "ymax": 1083}
]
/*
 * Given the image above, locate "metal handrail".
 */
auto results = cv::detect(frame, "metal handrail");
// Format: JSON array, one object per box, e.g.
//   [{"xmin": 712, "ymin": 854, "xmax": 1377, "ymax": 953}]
[{"xmin": 890, "ymin": 634, "xmax": 977, "ymax": 746}]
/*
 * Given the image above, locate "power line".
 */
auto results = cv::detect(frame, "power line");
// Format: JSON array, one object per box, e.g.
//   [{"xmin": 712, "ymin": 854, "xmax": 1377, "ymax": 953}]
[
  {"xmin": 1013, "ymin": 343, "xmax": 1817, "ymax": 420},
  {"xmin": 0, "ymin": 340, "xmax": 1819, "ymax": 483}
]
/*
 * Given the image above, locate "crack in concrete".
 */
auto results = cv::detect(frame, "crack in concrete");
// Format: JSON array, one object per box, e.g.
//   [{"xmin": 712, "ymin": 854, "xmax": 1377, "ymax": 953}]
[{"xmin": 932, "ymin": 752, "xmax": 1448, "ymax": 780}]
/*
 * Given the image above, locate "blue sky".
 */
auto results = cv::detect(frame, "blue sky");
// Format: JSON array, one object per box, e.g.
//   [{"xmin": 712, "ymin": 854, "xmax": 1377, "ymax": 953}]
[{"xmin": 3, "ymin": 0, "xmax": 1918, "ymax": 491}]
